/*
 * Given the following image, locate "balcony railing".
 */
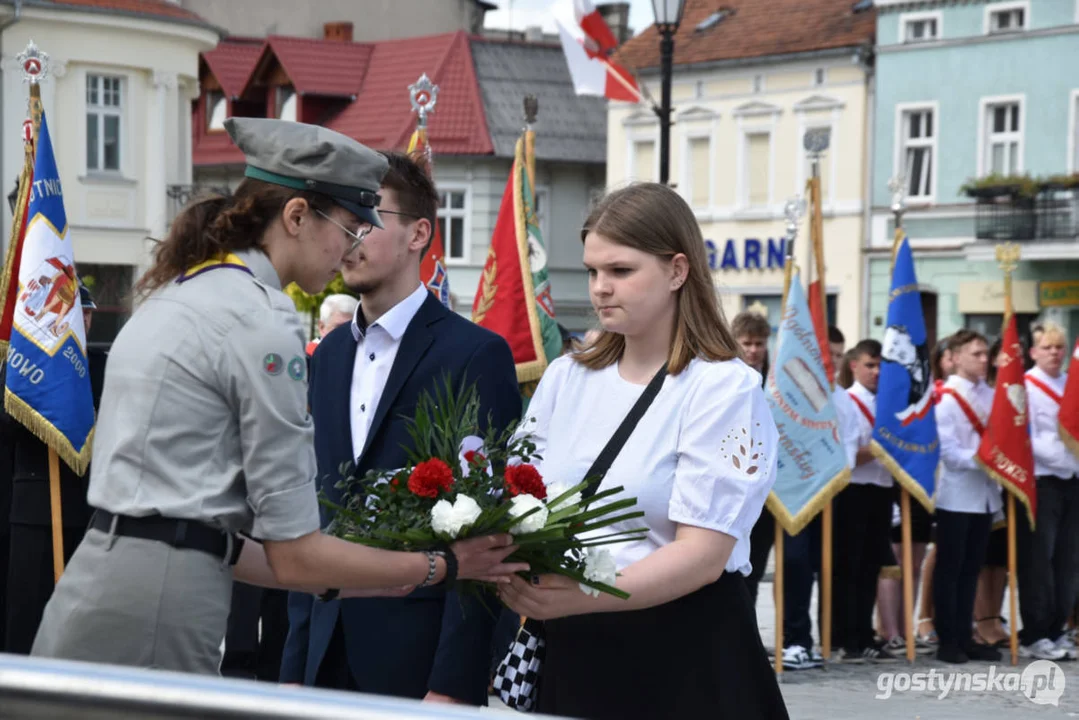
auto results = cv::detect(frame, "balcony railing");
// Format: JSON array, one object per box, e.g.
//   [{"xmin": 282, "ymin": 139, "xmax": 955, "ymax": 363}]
[
  {"xmin": 972, "ymin": 187, "xmax": 1079, "ymax": 242},
  {"xmin": 166, "ymin": 184, "xmax": 232, "ymax": 225}
]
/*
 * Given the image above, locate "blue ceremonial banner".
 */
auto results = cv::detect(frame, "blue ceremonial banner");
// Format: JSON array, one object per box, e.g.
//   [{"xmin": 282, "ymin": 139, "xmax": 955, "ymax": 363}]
[
  {"xmin": 4, "ymin": 112, "xmax": 94, "ymax": 475},
  {"xmin": 871, "ymin": 232, "xmax": 939, "ymax": 511},
  {"xmin": 764, "ymin": 271, "xmax": 850, "ymax": 534}
]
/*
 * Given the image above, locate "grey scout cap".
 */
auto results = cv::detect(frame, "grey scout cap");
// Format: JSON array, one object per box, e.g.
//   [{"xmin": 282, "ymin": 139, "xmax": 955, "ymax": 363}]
[{"xmin": 225, "ymin": 117, "xmax": 389, "ymax": 228}]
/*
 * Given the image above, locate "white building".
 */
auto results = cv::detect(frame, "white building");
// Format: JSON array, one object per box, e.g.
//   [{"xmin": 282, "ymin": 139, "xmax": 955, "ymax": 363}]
[{"xmin": 0, "ymin": 0, "xmax": 219, "ymax": 343}]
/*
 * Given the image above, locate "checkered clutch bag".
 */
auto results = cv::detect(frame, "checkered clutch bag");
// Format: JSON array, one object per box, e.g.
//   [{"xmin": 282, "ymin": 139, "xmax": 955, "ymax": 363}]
[{"xmin": 493, "ymin": 619, "xmax": 546, "ymax": 711}]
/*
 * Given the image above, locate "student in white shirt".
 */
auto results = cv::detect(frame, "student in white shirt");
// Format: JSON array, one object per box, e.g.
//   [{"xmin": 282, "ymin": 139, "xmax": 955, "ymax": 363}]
[
  {"xmin": 731, "ymin": 310, "xmax": 775, "ymax": 607},
  {"xmin": 498, "ymin": 183, "xmax": 787, "ymax": 720},
  {"xmin": 833, "ymin": 339, "xmax": 899, "ymax": 663},
  {"xmin": 934, "ymin": 330, "xmax": 1002, "ymax": 664},
  {"xmin": 1018, "ymin": 322, "xmax": 1079, "ymax": 661}
]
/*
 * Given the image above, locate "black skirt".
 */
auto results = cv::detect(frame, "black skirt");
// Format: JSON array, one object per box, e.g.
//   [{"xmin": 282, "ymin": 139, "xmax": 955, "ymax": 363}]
[{"xmin": 538, "ymin": 571, "xmax": 789, "ymax": 720}]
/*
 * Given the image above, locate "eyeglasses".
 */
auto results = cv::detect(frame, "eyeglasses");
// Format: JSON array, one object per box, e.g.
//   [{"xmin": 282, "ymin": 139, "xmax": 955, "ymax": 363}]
[
  {"xmin": 315, "ymin": 209, "xmax": 370, "ymax": 254},
  {"xmin": 379, "ymin": 209, "xmax": 421, "ymax": 220}
]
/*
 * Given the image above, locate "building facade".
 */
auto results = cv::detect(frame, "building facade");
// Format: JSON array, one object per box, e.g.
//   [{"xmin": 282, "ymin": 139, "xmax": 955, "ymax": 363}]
[
  {"xmin": 870, "ymin": 0, "xmax": 1079, "ymax": 346},
  {"xmin": 0, "ymin": 0, "xmax": 219, "ymax": 345},
  {"xmin": 613, "ymin": 0, "xmax": 875, "ymax": 345},
  {"xmin": 190, "ymin": 29, "xmax": 606, "ymax": 332}
]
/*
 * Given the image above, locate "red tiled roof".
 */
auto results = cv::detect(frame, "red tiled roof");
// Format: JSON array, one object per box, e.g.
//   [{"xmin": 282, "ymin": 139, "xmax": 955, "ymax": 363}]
[
  {"xmin": 327, "ymin": 31, "xmax": 493, "ymax": 155},
  {"xmin": 201, "ymin": 38, "xmax": 263, "ymax": 99},
  {"xmin": 247, "ymin": 36, "xmax": 374, "ymax": 98},
  {"xmin": 41, "ymin": 0, "xmax": 209, "ymax": 24},
  {"xmin": 617, "ymin": 0, "xmax": 875, "ymax": 71}
]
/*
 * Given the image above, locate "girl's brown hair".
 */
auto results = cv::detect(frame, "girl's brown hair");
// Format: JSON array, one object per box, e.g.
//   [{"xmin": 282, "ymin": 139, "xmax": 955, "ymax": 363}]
[
  {"xmin": 135, "ymin": 178, "xmax": 336, "ymax": 297},
  {"xmin": 574, "ymin": 183, "xmax": 742, "ymax": 375}
]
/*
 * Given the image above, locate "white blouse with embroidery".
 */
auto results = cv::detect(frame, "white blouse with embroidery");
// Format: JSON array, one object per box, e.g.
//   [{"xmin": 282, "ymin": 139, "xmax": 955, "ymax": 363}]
[{"xmin": 514, "ymin": 355, "xmax": 779, "ymax": 576}]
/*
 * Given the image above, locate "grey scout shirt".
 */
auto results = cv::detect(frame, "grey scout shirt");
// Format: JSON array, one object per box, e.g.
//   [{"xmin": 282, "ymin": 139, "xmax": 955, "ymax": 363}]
[{"xmin": 86, "ymin": 249, "xmax": 321, "ymax": 541}]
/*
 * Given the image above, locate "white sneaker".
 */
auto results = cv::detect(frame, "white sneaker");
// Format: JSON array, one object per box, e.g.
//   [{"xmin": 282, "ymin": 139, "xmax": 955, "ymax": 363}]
[
  {"xmin": 1020, "ymin": 638, "xmax": 1068, "ymax": 661},
  {"xmin": 1054, "ymin": 634, "xmax": 1078, "ymax": 661},
  {"xmin": 810, "ymin": 647, "xmax": 824, "ymax": 663},
  {"xmin": 782, "ymin": 645, "xmax": 822, "ymax": 670}
]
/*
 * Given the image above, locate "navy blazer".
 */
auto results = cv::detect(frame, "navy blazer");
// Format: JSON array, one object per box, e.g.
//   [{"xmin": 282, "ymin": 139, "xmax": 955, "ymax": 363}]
[{"xmin": 280, "ymin": 293, "xmax": 520, "ymax": 703}]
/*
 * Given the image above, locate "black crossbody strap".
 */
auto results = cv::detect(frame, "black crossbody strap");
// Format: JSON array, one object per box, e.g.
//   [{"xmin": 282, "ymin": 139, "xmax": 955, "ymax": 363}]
[{"xmin": 581, "ymin": 364, "xmax": 668, "ymax": 501}]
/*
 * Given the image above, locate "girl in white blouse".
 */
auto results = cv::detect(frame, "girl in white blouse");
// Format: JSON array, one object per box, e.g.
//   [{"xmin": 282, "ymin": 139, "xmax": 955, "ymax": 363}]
[{"xmin": 499, "ymin": 184, "xmax": 787, "ymax": 719}]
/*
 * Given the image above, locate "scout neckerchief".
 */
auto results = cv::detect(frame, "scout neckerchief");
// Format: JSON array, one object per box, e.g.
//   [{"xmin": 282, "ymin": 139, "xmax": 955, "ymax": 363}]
[
  {"xmin": 1025, "ymin": 371, "xmax": 1063, "ymax": 406},
  {"xmin": 176, "ymin": 253, "xmax": 254, "ymax": 284},
  {"xmin": 940, "ymin": 386, "xmax": 986, "ymax": 437}
]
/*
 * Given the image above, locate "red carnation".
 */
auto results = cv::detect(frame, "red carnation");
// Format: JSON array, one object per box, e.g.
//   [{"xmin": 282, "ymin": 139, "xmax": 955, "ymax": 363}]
[
  {"xmin": 407, "ymin": 458, "xmax": 455, "ymax": 498},
  {"xmin": 464, "ymin": 450, "xmax": 487, "ymax": 466},
  {"xmin": 505, "ymin": 464, "xmax": 546, "ymax": 499}
]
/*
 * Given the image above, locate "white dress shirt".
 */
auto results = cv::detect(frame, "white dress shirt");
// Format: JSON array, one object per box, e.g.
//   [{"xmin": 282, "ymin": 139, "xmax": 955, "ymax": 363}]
[
  {"xmin": 832, "ymin": 387, "xmax": 860, "ymax": 470},
  {"xmin": 1025, "ymin": 366, "xmax": 1079, "ymax": 479},
  {"xmin": 935, "ymin": 375, "xmax": 1002, "ymax": 514},
  {"xmin": 847, "ymin": 382, "xmax": 893, "ymax": 488},
  {"xmin": 515, "ymin": 355, "xmax": 779, "ymax": 576},
  {"xmin": 349, "ymin": 284, "xmax": 428, "ymax": 460}
]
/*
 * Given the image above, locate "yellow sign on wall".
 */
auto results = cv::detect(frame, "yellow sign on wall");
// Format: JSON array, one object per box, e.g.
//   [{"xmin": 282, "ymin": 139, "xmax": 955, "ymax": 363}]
[{"xmin": 1040, "ymin": 281, "xmax": 1079, "ymax": 308}]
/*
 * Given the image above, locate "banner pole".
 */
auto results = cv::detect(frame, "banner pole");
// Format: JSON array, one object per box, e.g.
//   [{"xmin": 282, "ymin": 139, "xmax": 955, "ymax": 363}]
[
  {"xmin": 901, "ymin": 488, "xmax": 915, "ymax": 663},
  {"xmin": 774, "ymin": 522, "xmax": 784, "ymax": 677}
]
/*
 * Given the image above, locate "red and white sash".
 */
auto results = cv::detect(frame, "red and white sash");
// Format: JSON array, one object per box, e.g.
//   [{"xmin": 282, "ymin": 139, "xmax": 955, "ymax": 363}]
[
  {"xmin": 940, "ymin": 387, "xmax": 986, "ymax": 437},
  {"xmin": 848, "ymin": 392, "xmax": 875, "ymax": 426},
  {"xmin": 1025, "ymin": 372, "xmax": 1063, "ymax": 406}
]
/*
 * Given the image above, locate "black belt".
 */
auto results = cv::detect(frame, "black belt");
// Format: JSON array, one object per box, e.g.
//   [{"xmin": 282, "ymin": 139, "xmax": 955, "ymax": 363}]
[{"xmin": 90, "ymin": 510, "xmax": 244, "ymax": 565}]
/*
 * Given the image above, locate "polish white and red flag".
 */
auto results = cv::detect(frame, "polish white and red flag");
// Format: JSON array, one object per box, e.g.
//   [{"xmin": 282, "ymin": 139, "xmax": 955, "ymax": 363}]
[{"xmin": 554, "ymin": 0, "xmax": 641, "ymax": 103}]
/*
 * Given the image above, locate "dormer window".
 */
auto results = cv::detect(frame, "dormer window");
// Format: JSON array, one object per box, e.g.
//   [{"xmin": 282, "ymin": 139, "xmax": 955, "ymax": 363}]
[
  {"xmin": 207, "ymin": 91, "xmax": 227, "ymax": 131},
  {"xmin": 276, "ymin": 87, "xmax": 297, "ymax": 121}
]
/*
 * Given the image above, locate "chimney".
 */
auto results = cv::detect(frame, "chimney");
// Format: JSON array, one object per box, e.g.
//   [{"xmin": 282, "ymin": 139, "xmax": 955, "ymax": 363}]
[
  {"xmin": 324, "ymin": 22, "xmax": 353, "ymax": 42},
  {"xmin": 524, "ymin": 25, "xmax": 544, "ymax": 43},
  {"xmin": 597, "ymin": 2, "xmax": 631, "ymax": 45}
]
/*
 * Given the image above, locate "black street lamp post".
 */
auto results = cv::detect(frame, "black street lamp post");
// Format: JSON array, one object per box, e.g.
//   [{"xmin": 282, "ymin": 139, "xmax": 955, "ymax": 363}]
[{"xmin": 651, "ymin": 0, "xmax": 685, "ymax": 186}]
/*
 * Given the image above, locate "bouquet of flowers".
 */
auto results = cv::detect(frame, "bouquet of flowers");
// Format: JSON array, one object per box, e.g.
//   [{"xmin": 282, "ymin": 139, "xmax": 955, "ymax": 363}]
[{"xmin": 321, "ymin": 378, "xmax": 646, "ymax": 599}]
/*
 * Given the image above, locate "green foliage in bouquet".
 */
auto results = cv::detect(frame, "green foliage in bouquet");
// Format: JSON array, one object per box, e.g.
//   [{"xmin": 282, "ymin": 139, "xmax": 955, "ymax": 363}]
[{"xmin": 320, "ymin": 375, "xmax": 647, "ymax": 599}]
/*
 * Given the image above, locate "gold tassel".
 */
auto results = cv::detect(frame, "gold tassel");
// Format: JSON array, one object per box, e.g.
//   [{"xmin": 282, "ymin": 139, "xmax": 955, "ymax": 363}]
[{"xmin": 3, "ymin": 388, "xmax": 93, "ymax": 476}]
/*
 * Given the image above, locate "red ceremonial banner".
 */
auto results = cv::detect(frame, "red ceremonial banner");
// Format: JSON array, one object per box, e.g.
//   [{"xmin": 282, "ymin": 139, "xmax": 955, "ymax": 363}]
[
  {"xmin": 1062, "ymin": 339, "xmax": 1079, "ymax": 458},
  {"xmin": 976, "ymin": 314, "xmax": 1037, "ymax": 526}
]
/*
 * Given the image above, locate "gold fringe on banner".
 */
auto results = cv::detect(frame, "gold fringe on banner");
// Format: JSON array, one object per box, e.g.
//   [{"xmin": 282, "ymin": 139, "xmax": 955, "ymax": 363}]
[
  {"xmin": 0, "ymin": 157, "xmax": 34, "ymax": 362},
  {"xmin": 767, "ymin": 467, "xmax": 851, "ymax": 537},
  {"xmin": 976, "ymin": 457, "xmax": 1035, "ymax": 530},
  {"xmin": 512, "ymin": 132, "xmax": 548, "ymax": 385},
  {"xmin": 1062, "ymin": 426, "xmax": 1079, "ymax": 462},
  {"xmin": 870, "ymin": 440, "xmax": 936, "ymax": 514},
  {"xmin": 3, "ymin": 387, "xmax": 93, "ymax": 476}
]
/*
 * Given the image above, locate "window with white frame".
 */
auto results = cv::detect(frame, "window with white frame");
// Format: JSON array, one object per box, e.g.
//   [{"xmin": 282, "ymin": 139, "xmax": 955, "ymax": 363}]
[
  {"xmin": 988, "ymin": 4, "xmax": 1026, "ymax": 33},
  {"xmin": 745, "ymin": 132, "xmax": 771, "ymax": 208},
  {"xmin": 631, "ymin": 139, "xmax": 655, "ymax": 181},
  {"xmin": 985, "ymin": 101, "xmax": 1021, "ymax": 175},
  {"xmin": 437, "ymin": 188, "xmax": 468, "ymax": 261},
  {"xmin": 533, "ymin": 186, "xmax": 551, "ymax": 243},
  {"xmin": 86, "ymin": 74, "xmax": 123, "ymax": 172},
  {"xmin": 904, "ymin": 16, "xmax": 939, "ymax": 42},
  {"xmin": 899, "ymin": 107, "xmax": 935, "ymax": 199},
  {"xmin": 686, "ymin": 135, "xmax": 712, "ymax": 209}
]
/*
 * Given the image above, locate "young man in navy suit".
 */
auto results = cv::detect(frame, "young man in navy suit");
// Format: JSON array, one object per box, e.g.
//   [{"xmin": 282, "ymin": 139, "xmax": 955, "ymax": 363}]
[{"xmin": 280, "ymin": 152, "xmax": 520, "ymax": 705}]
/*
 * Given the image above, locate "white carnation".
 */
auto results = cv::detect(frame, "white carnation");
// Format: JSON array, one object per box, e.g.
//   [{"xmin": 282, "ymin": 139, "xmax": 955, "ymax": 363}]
[
  {"xmin": 508, "ymin": 494, "xmax": 549, "ymax": 535},
  {"xmin": 430, "ymin": 494, "xmax": 483, "ymax": 539},
  {"xmin": 579, "ymin": 547, "xmax": 618, "ymax": 597},
  {"xmin": 546, "ymin": 482, "xmax": 582, "ymax": 512}
]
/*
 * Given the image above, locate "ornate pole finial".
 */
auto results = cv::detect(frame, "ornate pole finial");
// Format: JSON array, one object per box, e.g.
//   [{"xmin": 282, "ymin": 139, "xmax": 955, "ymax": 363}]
[
  {"xmin": 803, "ymin": 127, "xmax": 830, "ymax": 177},
  {"xmin": 17, "ymin": 40, "xmax": 49, "ymax": 85},
  {"xmin": 523, "ymin": 94, "xmax": 538, "ymax": 128},
  {"xmin": 995, "ymin": 242, "xmax": 1020, "ymax": 274},
  {"xmin": 784, "ymin": 195, "xmax": 806, "ymax": 250},
  {"xmin": 409, "ymin": 73, "xmax": 438, "ymax": 128},
  {"xmin": 888, "ymin": 174, "xmax": 908, "ymax": 228}
]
